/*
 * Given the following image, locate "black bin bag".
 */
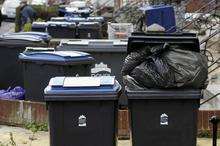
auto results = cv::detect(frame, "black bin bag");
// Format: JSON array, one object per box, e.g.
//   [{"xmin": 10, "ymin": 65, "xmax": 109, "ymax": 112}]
[{"xmin": 122, "ymin": 33, "xmax": 208, "ymax": 89}]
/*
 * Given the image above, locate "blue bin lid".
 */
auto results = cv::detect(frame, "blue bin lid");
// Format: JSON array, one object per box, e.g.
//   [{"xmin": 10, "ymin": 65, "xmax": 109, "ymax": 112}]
[
  {"xmin": 19, "ymin": 51, "xmax": 94, "ymax": 65},
  {"xmin": 44, "ymin": 76, "xmax": 121, "ymax": 101}
]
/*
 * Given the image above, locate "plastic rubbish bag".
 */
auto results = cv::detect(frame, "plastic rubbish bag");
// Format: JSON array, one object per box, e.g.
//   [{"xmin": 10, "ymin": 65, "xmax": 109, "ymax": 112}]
[
  {"xmin": 123, "ymin": 44, "xmax": 208, "ymax": 89},
  {"xmin": 122, "ymin": 44, "xmax": 169, "ymax": 76},
  {"xmin": 0, "ymin": 87, "xmax": 25, "ymax": 100},
  {"xmin": 123, "ymin": 75, "xmax": 146, "ymax": 90}
]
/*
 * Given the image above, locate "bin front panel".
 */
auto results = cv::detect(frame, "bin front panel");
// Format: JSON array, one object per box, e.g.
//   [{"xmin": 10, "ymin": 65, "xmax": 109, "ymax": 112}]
[
  {"xmin": 48, "ymin": 100, "xmax": 117, "ymax": 146},
  {"xmin": 130, "ymin": 99, "xmax": 199, "ymax": 146}
]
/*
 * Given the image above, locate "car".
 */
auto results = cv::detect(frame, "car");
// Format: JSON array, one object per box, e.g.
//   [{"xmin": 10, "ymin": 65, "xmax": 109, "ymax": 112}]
[
  {"xmin": 1, "ymin": 0, "xmax": 21, "ymax": 19},
  {"xmin": 1, "ymin": 0, "xmax": 46, "ymax": 19}
]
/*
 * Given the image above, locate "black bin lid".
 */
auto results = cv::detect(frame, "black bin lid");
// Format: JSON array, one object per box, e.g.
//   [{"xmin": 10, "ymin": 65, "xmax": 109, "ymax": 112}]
[
  {"xmin": 127, "ymin": 32, "xmax": 200, "ymax": 53},
  {"xmin": 78, "ymin": 22, "xmax": 100, "ymax": 28},
  {"xmin": 125, "ymin": 87, "xmax": 202, "ymax": 100},
  {"xmin": 19, "ymin": 51, "xmax": 94, "ymax": 65},
  {"xmin": 44, "ymin": 76, "xmax": 121, "ymax": 101}
]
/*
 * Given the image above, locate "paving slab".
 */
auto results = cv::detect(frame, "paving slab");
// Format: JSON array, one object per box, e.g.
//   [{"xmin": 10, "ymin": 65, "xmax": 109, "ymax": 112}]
[{"xmin": 0, "ymin": 125, "xmax": 219, "ymax": 146}]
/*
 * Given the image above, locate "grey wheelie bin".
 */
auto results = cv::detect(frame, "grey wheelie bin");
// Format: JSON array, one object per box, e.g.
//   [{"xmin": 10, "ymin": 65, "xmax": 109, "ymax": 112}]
[
  {"xmin": 44, "ymin": 76, "xmax": 121, "ymax": 146},
  {"xmin": 19, "ymin": 51, "xmax": 94, "ymax": 102},
  {"xmin": 0, "ymin": 35, "xmax": 48, "ymax": 89},
  {"xmin": 47, "ymin": 21, "xmax": 76, "ymax": 38},
  {"xmin": 57, "ymin": 39, "xmax": 128, "ymax": 107},
  {"xmin": 126, "ymin": 89, "xmax": 202, "ymax": 146}
]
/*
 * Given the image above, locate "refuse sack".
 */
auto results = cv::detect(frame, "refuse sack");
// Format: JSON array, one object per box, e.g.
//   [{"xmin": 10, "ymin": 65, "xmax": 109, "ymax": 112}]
[
  {"xmin": 0, "ymin": 87, "xmax": 25, "ymax": 100},
  {"xmin": 122, "ymin": 43, "xmax": 208, "ymax": 89}
]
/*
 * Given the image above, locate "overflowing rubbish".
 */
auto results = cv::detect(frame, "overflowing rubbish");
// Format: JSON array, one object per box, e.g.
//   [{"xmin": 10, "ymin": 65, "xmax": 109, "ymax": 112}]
[
  {"xmin": 122, "ymin": 33, "xmax": 208, "ymax": 89},
  {"xmin": 0, "ymin": 87, "xmax": 25, "ymax": 100}
]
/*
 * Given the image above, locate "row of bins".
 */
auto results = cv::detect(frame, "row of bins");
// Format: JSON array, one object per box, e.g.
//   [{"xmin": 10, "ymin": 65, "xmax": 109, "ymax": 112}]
[
  {"xmin": 43, "ymin": 32, "xmax": 202, "ymax": 146},
  {"xmin": 44, "ymin": 76, "xmax": 202, "ymax": 146},
  {"xmin": 19, "ymin": 39, "xmax": 127, "ymax": 103},
  {"xmin": 32, "ymin": 17, "xmax": 104, "ymax": 39},
  {"xmin": 0, "ymin": 33, "xmax": 200, "ymax": 105},
  {"xmin": 32, "ymin": 21, "xmax": 102, "ymax": 39},
  {"xmin": 0, "ymin": 32, "xmax": 202, "ymax": 146}
]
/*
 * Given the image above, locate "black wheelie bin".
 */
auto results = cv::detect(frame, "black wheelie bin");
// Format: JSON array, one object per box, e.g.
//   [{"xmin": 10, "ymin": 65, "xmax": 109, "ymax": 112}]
[
  {"xmin": 0, "ymin": 34, "xmax": 48, "ymax": 89},
  {"xmin": 47, "ymin": 21, "xmax": 76, "ymax": 38},
  {"xmin": 44, "ymin": 76, "xmax": 121, "ymax": 146},
  {"xmin": 19, "ymin": 51, "xmax": 94, "ymax": 101},
  {"xmin": 77, "ymin": 22, "xmax": 102, "ymax": 39},
  {"xmin": 126, "ymin": 89, "xmax": 202, "ymax": 146},
  {"xmin": 126, "ymin": 33, "xmax": 203, "ymax": 146}
]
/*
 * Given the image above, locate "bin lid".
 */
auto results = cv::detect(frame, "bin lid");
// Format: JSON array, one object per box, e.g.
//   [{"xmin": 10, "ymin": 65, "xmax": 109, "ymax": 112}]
[
  {"xmin": 2, "ymin": 32, "xmax": 51, "ymax": 43},
  {"xmin": 32, "ymin": 22, "xmax": 48, "ymax": 27},
  {"xmin": 127, "ymin": 33, "xmax": 200, "ymax": 53},
  {"xmin": 0, "ymin": 35, "xmax": 47, "ymax": 47},
  {"xmin": 140, "ymin": 5, "xmax": 173, "ymax": 11},
  {"xmin": 19, "ymin": 51, "xmax": 94, "ymax": 65},
  {"xmin": 87, "ymin": 17, "xmax": 104, "ymax": 22},
  {"xmin": 125, "ymin": 87, "xmax": 202, "ymax": 100},
  {"xmin": 47, "ymin": 21, "xmax": 76, "ymax": 27},
  {"xmin": 44, "ymin": 76, "xmax": 121, "ymax": 101},
  {"xmin": 78, "ymin": 22, "xmax": 100, "ymax": 28},
  {"xmin": 67, "ymin": 17, "xmax": 87, "ymax": 22},
  {"xmin": 59, "ymin": 39, "xmax": 127, "ymax": 52},
  {"xmin": 50, "ymin": 17, "xmax": 67, "ymax": 22},
  {"xmin": 24, "ymin": 47, "xmax": 55, "ymax": 52}
]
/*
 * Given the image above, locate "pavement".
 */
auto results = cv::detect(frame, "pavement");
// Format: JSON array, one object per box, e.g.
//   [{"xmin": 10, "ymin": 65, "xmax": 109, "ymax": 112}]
[
  {"xmin": 0, "ymin": 21, "xmax": 15, "ymax": 34},
  {"xmin": 0, "ymin": 125, "xmax": 219, "ymax": 146}
]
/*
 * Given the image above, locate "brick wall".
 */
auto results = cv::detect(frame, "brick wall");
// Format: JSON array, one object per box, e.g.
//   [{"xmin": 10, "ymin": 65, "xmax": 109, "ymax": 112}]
[{"xmin": 0, "ymin": 99, "xmax": 47, "ymax": 126}]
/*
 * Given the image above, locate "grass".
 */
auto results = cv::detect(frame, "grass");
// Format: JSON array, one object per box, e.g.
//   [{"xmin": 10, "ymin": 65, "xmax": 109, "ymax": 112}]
[
  {"xmin": 197, "ymin": 130, "xmax": 220, "ymax": 139},
  {"xmin": 25, "ymin": 122, "xmax": 48, "ymax": 133}
]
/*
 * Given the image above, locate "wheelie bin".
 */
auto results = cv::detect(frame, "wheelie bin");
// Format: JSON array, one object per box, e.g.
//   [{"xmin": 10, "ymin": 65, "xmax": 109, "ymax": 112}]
[
  {"xmin": 0, "ymin": 34, "xmax": 48, "ymax": 89},
  {"xmin": 77, "ymin": 22, "xmax": 102, "ymax": 39},
  {"xmin": 19, "ymin": 51, "xmax": 94, "ymax": 101},
  {"xmin": 126, "ymin": 32, "xmax": 203, "ymax": 146},
  {"xmin": 44, "ymin": 76, "xmax": 121, "ymax": 146},
  {"xmin": 47, "ymin": 21, "xmax": 76, "ymax": 38},
  {"xmin": 126, "ymin": 89, "xmax": 202, "ymax": 146}
]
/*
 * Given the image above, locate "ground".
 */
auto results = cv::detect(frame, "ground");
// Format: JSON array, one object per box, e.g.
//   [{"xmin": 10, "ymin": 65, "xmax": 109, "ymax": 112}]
[
  {"xmin": 0, "ymin": 21, "xmax": 15, "ymax": 34},
  {"xmin": 0, "ymin": 125, "xmax": 218, "ymax": 146}
]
